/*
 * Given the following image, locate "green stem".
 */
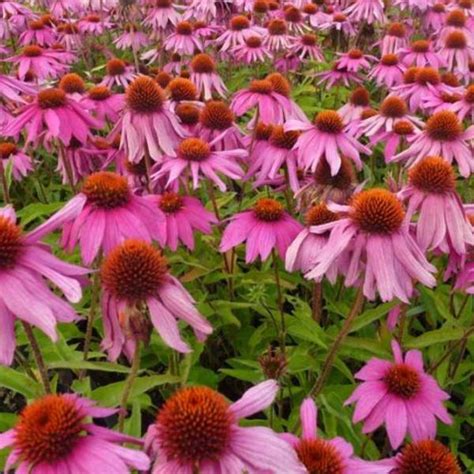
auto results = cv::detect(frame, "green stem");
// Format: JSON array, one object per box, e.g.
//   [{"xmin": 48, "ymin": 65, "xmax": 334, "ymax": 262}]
[
  {"xmin": 118, "ymin": 342, "xmax": 141, "ymax": 432},
  {"xmin": 0, "ymin": 158, "xmax": 11, "ymax": 204},
  {"xmin": 272, "ymin": 250, "xmax": 286, "ymax": 354}
]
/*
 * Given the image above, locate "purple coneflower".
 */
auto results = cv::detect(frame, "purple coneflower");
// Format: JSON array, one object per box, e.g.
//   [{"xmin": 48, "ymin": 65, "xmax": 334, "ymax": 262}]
[
  {"xmin": 263, "ymin": 18, "xmax": 294, "ymax": 51},
  {"xmin": 145, "ymin": 381, "xmax": 305, "ymax": 473},
  {"xmin": 392, "ymin": 110, "xmax": 474, "ymax": 177},
  {"xmin": 336, "ymin": 48, "xmax": 373, "ymax": 72},
  {"xmin": 233, "ymin": 35, "xmax": 272, "ymax": 64},
  {"xmin": 282, "ymin": 398, "xmax": 394, "ymax": 473},
  {"xmin": 19, "ymin": 18, "xmax": 56, "ymax": 46},
  {"xmin": 0, "ymin": 394, "xmax": 150, "ymax": 473},
  {"xmin": 285, "ymin": 109, "xmax": 370, "ymax": 175},
  {"xmin": 114, "ymin": 23, "xmax": 150, "ymax": 51},
  {"xmin": 144, "ymin": 0, "xmax": 182, "ymax": 30},
  {"xmin": 316, "ymin": 63, "xmax": 363, "ymax": 88},
  {"xmin": 320, "ymin": 12, "xmax": 356, "ymax": 37},
  {"xmin": 305, "ymin": 188, "xmax": 437, "ymax": 302},
  {"xmin": 338, "ymin": 86, "xmax": 371, "ymax": 122},
  {"xmin": 449, "ymin": 84, "xmax": 474, "ymax": 121},
  {"xmin": 217, "ymin": 15, "xmax": 263, "ymax": 51},
  {"xmin": 0, "ymin": 73, "xmax": 36, "ymax": 103},
  {"xmin": 190, "ymin": 53, "xmax": 227, "ymax": 100},
  {"xmin": 0, "ymin": 142, "xmax": 33, "ymax": 181},
  {"xmin": 291, "ymin": 33, "xmax": 324, "ymax": 61},
  {"xmin": 423, "ymin": 3, "xmax": 447, "ymax": 31},
  {"xmin": 220, "ymin": 198, "xmax": 302, "ymax": 263},
  {"xmin": 368, "ymin": 54, "xmax": 406, "ymax": 88},
  {"xmin": 379, "ymin": 22, "xmax": 408, "ymax": 55},
  {"xmin": 346, "ymin": 340, "xmax": 451, "ymax": 449},
  {"xmin": 399, "ymin": 39, "xmax": 444, "ymax": 68},
  {"xmin": 438, "ymin": 30, "xmax": 474, "ymax": 74},
  {"xmin": 0, "ymin": 206, "xmax": 88, "ymax": 366},
  {"xmin": 78, "ymin": 13, "xmax": 113, "ymax": 35},
  {"xmin": 101, "ymin": 58, "xmax": 136, "ymax": 89},
  {"xmin": 164, "ymin": 21, "xmax": 203, "ymax": 55},
  {"xmin": 344, "ymin": 0, "xmax": 385, "ymax": 24},
  {"xmin": 101, "ymin": 239, "xmax": 212, "ymax": 358},
  {"xmin": 152, "ymin": 137, "xmax": 246, "ymax": 191},
  {"xmin": 399, "ymin": 156, "xmax": 474, "ymax": 255},
  {"xmin": 81, "ymin": 85, "xmax": 124, "ymax": 124}
]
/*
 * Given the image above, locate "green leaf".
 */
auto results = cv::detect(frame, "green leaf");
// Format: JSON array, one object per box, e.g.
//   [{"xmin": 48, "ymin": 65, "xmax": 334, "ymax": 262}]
[
  {"xmin": 91, "ymin": 375, "xmax": 180, "ymax": 406},
  {"xmin": 0, "ymin": 413, "xmax": 17, "ymax": 431},
  {"xmin": 350, "ymin": 301, "xmax": 397, "ymax": 332},
  {"xmin": 47, "ymin": 360, "xmax": 131, "ymax": 373},
  {"xmin": 16, "ymin": 202, "xmax": 64, "ymax": 227},
  {"xmin": 0, "ymin": 366, "xmax": 42, "ymax": 399},
  {"xmin": 125, "ymin": 401, "xmax": 142, "ymax": 438},
  {"xmin": 405, "ymin": 327, "xmax": 473, "ymax": 349}
]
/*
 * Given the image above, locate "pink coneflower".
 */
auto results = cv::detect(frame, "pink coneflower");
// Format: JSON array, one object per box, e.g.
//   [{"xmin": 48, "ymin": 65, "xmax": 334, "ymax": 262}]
[
  {"xmin": 399, "ymin": 156, "xmax": 474, "ymax": 254},
  {"xmin": 437, "ymin": 9, "xmax": 473, "ymax": 48},
  {"xmin": 145, "ymin": 0, "xmax": 182, "ymax": 30},
  {"xmin": 146, "ymin": 381, "xmax": 305, "ymax": 473},
  {"xmin": 115, "ymin": 76, "xmax": 187, "ymax": 163},
  {"xmin": 282, "ymin": 398, "xmax": 394, "ymax": 473},
  {"xmin": 246, "ymin": 125, "xmax": 300, "ymax": 191},
  {"xmin": 438, "ymin": 30, "xmax": 474, "ymax": 74},
  {"xmin": 285, "ymin": 109, "xmax": 370, "ymax": 175},
  {"xmin": 286, "ymin": 203, "xmax": 343, "ymax": 280},
  {"xmin": 101, "ymin": 239, "xmax": 212, "ymax": 358},
  {"xmin": 81, "ymin": 85, "xmax": 124, "ymax": 124},
  {"xmin": 319, "ymin": 12, "xmax": 357, "ymax": 36},
  {"xmin": 374, "ymin": 119, "xmax": 418, "ymax": 162},
  {"xmin": 192, "ymin": 20, "xmax": 221, "ymax": 40},
  {"xmin": 3, "ymin": 87, "xmax": 101, "ymax": 146},
  {"xmin": 316, "ymin": 64, "xmax": 363, "ymax": 88},
  {"xmin": 346, "ymin": 339, "xmax": 451, "ymax": 449},
  {"xmin": 39, "ymin": 171, "xmax": 166, "ymax": 265},
  {"xmin": 0, "ymin": 206, "xmax": 88, "ymax": 366},
  {"xmin": 450, "ymin": 84, "xmax": 474, "ymax": 121},
  {"xmin": 368, "ymin": 54, "xmax": 406, "ymax": 88},
  {"xmin": 338, "ymin": 86, "xmax": 371, "ymax": 122},
  {"xmin": 152, "ymin": 137, "xmax": 246, "ymax": 191},
  {"xmin": 101, "ymin": 58, "xmax": 136, "ymax": 88},
  {"xmin": 399, "ymin": 40, "xmax": 444, "ymax": 68},
  {"xmin": 58, "ymin": 72, "xmax": 86, "ymax": 101},
  {"xmin": 344, "ymin": 0, "xmax": 385, "ymax": 24},
  {"xmin": 302, "ymin": 3, "xmax": 328, "ymax": 27},
  {"xmin": 392, "ymin": 110, "xmax": 474, "ymax": 177},
  {"xmin": 263, "ymin": 19, "xmax": 294, "ymax": 51},
  {"xmin": 305, "ymin": 189, "xmax": 437, "ymax": 302},
  {"xmin": 190, "ymin": 53, "xmax": 227, "ymax": 100},
  {"xmin": 232, "ymin": 35, "xmax": 272, "ymax": 64},
  {"xmin": 164, "ymin": 21, "xmax": 203, "ymax": 55},
  {"xmin": 220, "ymin": 198, "xmax": 302, "ymax": 263},
  {"xmin": 19, "ymin": 18, "xmax": 56, "ymax": 46},
  {"xmin": 78, "ymin": 13, "xmax": 113, "ymax": 35},
  {"xmin": 284, "ymin": 5, "xmax": 309, "ymax": 34},
  {"xmin": 152, "ymin": 191, "xmax": 217, "ymax": 250},
  {"xmin": 56, "ymin": 22, "xmax": 82, "ymax": 50},
  {"xmin": 0, "ymin": 142, "xmax": 33, "ymax": 181},
  {"xmin": 7, "ymin": 45, "xmax": 69, "ymax": 81},
  {"xmin": 197, "ymin": 100, "xmax": 245, "ymax": 150},
  {"xmin": 291, "ymin": 33, "xmax": 324, "ymax": 61},
  {"xmin": 0, "ymin": 394, "xmax": 150, "ymax": 473},
  {"xmin": 217, "ymin": 15, "xmax": 263, "ymax": 51},
  {"xmin": 114, "ymin": 23, "xmax": 150, "ymax": 51},
  {"xmin": 0, "ymin": 73, "xmax": 36, "ymax": 102},
  {"xmin": 393, "ymin": 439, "xmax": 462, "ymax": 473},
  {"xmin": 379, "ymin": 22, "xmax": 408, "ymax": 55},
  {"xmin": 336, "ymin": 48, "xmax": 373, "ymax": 72}
]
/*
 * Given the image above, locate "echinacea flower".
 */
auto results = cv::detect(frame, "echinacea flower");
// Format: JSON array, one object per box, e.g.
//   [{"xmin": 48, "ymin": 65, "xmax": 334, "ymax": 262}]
[
  {"xmin": 305, "ymin": 188, "xmax": 437, "ymax": 302},
  {"xmin": 7, "ymin": 45, "xmax": 69, "ymax": 80},
  {"xmin": 220, "ymin": 198, "xmax": 303, "ymax": 263},
  {"xmin": 0, "ymin": 73, "xmax": 36, "ymax": 103},
  {"xmin": 114, "ymin": 23, "xmax": 150, "ymax": 51},
  {"xmin": 399, "ymin": 39, "xmax": 444, "ymax": 68},
  {"xmin": 315, "ymin": 64, "xmax": 363, "ymax": 88},
  {"xmin": 338, "ymin": 86, "xmax": 371, "ymax": 122},
  {"xmin": 232, "ymin": 35, "xmax": 273, "ymax": 64},
  {"xmin": 190, "ymin": 53, "xmax": 227, "ymax": 100},
  {"xmin": 438, "ymin": 31, "xmax": 474, "ymax": 74},
  {"xmin": 78, "ymin": 13, "xmax": 113, "ymax": 35},
  {"xmin": 392, "ymin": 110, "xmax": 474, "ymax": 177},
  {"xmin": 263, "ymin": 19, "xmax": 294, "ymax": 51},
  {"xmin": 152, "ymin": 137, "xmax": 246, "ymax": 191},
  {"xmin": 164, "ymin": 21, "xmax": 203, "ymax": 55},
  {"xmin": 368, "ymin": 54, "xmax": 406, "ymax": 88},
  {"xmin": 101, "ymin": 58, "xmax": 136, "ymax": 89},
  {"xmin": 217, "ymin": 15, "xmax": 263, "ymax": 51},
  {"xmin": 344, "ymin": 0, "xmax": 385, "ymax": 24},
  {"xmin": 101, "ymin": 239, "xmax": 212, "ymax": 358},
  {"xmin": 116, "ymin": 75, "xmax": 187, "ymax": 163},
  {"xmin": 0, "ymin": 206, "xmax": 88, "ymax": 366},
  {"xmin": 19, "ymin": 18, "xmax": 56, "ymax": 46},
  {"xmin": 392, "ymin": 439, "xmax": 462, "ymax": 474},
  {"xmin": 320, "ymin": 12, "xmax": 356, "ymax": 36},
  {"xmin": 379, "ymin": 22, "xmax": 408, "ymax": 55},
  {"xmin": 81, "ymin": 85, "xmax": 124, "ymax": 124},
  {"xmin": 345, "ymin": 340, "xmax": 452, "ymax": 449},
  {"xmin": 0, "ymin": 394, "xmax": 150, "ymax": 473},
  {"xmin": 450, "ymin": 84, "xmax": 474, "ymax": 121},
  {"xmin": 152, "ymin": 191, "xmax": 217, "ymax": 250},
  {"xmin": 285, "ymin": 109, "xmax": 370, "ymax": 175},
  {"xmin": 291, "ymin": 32, "xmax": 324, "ymax": 61},
  {"xmin": 3, "ymin": 87, "xmax": 101, "ymax": 146},
  {"xmin": 38, "ymin": 171, "xmax": 166, "ymax": 265},
  {"xmin": 423, "ymin": 2, "xmax": 447, "ymax": 31},
  {"xmin": 145, "ymin": 381, "xmax": 306, "ymax": 473},
  {"xmin": 0, "ymin": 142, "xmax": 33, "ymax": 180},
  {"xmin": 399, "ymin": 156, "xmax": 474, "ymax": 255},
  {"xmin": 144, "ymin": 0, "xmax": 182, "ymax": 30},
  {"xmin": 282, "ymin": 398, "xmax": 394, "ymax": 473},
  {"xmin": 336, "ymin": 48, "xmax": 373, "ymax": 72}
]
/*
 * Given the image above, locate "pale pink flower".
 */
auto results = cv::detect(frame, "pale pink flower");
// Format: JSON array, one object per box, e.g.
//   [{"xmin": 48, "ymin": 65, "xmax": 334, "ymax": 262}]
[
  {"xmin": 399, "ymin": 39, "xmax": 444, "ymax": 68},
  {"xmin": 19, "ymin": 18, "xmax": 56, "ymax": 46},
  {"xmin": 190, "ymin": 53, "xmax": 227, "ymax": 100},
  {"xmin": 164, "ymin": 21, "xmax": 203, "ymax": 55},
  {"xmin": 449, "ymin": 84, "xmax": 474, "ymax": 121},
  {"xmin": 232, "ymin": 35, "xmax": 272, "ymax": 64},
  {"xmin": 379, "ymin": 22, "xmax": 408, "ymax": 55},
  {"xmin": 368, "ymin": 54, "xmax": 406, "ymax": 88},
  {"xmin": 336, "ymin": 48, "xmax": 374, "ymax": 72},
  {"xmin": 101, "ymin": 58, "xmax": 137, "ymax": 89},
  {"xmin": 344, "ymin": 0, "xmax": 385, "ymax": 24},
  {"xmin": 144, "ymin": 0, "xmax": 182, "ymax": 30},
  {"xmin": 0, "ymin": 142, "xmax": 33, "ymax": 180}
]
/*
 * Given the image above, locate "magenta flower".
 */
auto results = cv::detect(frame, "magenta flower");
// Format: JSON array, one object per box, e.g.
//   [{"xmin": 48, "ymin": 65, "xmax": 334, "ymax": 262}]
[
  {"xmin": 101, "ymin": 240, "xmax": 212, "ymax": 358},
  {"xmin": 81, "ymin": 85, "xmax": 124, "ymax": 124},
  {"xmin": 344, "ymin": 0, "xmax": 385, "ymax": 24},
  {"xmin": 315, "ymin": 64, "xmax": 363, "ymax": 88},
  {"xmin": 0, "ymin": 393, "xmax": 150, "ymax": 473},
  {"xmin": 164, "ymin": 21, "xmax": 203, "ymax": 55},
  {"xmin": 345, "ymin": 340, "xmax": 452, "ymax": 449},
  {"xmin": 115, "ymin": 75, "xmax": 187, "ymax": 163},
  {"xmin": 152, "ymin": 137, "xmax": 246, "ymax": 192},
  {"xmin": 379, "ymin": 22, "xmax": 408, "ymax": 55},
  {"xmin": 338, "ymin": 86, "xmax": 371, "ymax": 123},
  {"xmin": 3, "ymin": 87, "xmax": 101, "ymax": 146},
  {"xmin": 368, "ymin": 54, "xmax": 406, "ymax": 88},
  {"xmin": 7, "ymin": 45, "xmax": 69, "ymax": 81},
  {"xmin": 450, "ymin": 84, "xmax": 474, "ymax": 121},
  {"xmin": 0, "ymin": 206, "xmax": 88, "ymax": 366},
  {"xmin": 263, "ymin": 19, "xmax": 294, "ymax": 51},
  {"xmin": 400, "ymin": 156, "xmax": 474, "ymax": 255},
  {"xmin": 291, "ymin": 33, "xmax": 324, "ymax": 61},
  {"xmin": 305, "ymin": 189, "xmax": 437, "ymax": 302},
  {"xmin": 336, "ymin": 48, "xmax": 373, "ymax": 72},
  {"xmin": 220, "ymin": 198, "xmax": 303, "ymax": 263},
  {"xmin": 216, "ymin": 15, "xmax": 263, "ymax": 51},
  {"xmin": 282, "ymin": 398, "xmax": 394, "ymax": 473},
  {"xmin": 101, "ymin": 58, "xmax": 136, "ymax": 89},
  {"xmin": 0, "ymin": 73, "xmax": 36, "ymax": 103},
  {"xmin": 190, "ymin": 53, "xmax": 227, "ymax": 100},
  {"xmin": 438, "ymin": 30, "xmax": 474, "ymax": 75},
  {"xmin": 0, "ymin": 142, "xmax": 33, "ymax": 180},
  {"xmin": 78, "ymin": 13, "xmax": 113, "ymax": 35},
  {"xmin": 38, "ymin": 171, "xmax": 166, "ymax": 265},
  {"xmin": 320, "ymin": 12, "xmax": 357, "ymax": 36},
  {"xmin": 144, "ymin": 0, "xmax": 182, "ymax": 30},
  {"xmin": 19, "ymin": 19, "xmax": 56, "ymax": 46},
  {"xmin": 145, "ymin": 381, "xmax": 305, "ymax": 473},
  {"xmin": 114, "ymin": 24, "xmax": 150, "ymax": 50},
  {"xmin": 399, "ymin": 39, "xmax": 445, "ymax": 68},
  {"xmin": 392, "ymin": 110, "xmax": 474, "ymax": 177},
  {"xmin": 285, "ymin": 109, "xmax": 370, "ymax": 175},
  {"xmin": 153, "ymin": 191, "xmax": 217, "ymax": 251},
  {"xmin": 232, "ymin": 35, "xmax": 273, "ymax": 64}
]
